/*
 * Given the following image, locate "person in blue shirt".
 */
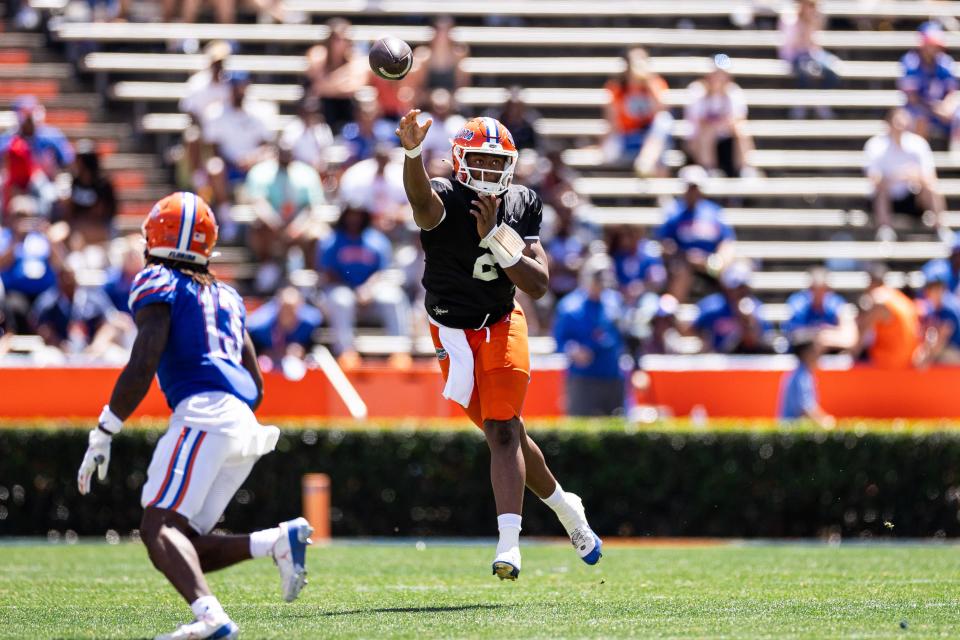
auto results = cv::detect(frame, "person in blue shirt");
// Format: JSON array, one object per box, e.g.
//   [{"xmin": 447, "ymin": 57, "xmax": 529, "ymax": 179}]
[
  {"xmin": 916, "ymin": 266, "xmax": 960, "ymax": 366},
  {"xmin": 317, "ymin": 203, "xmax": 410, "ymax": 363},
  {"xmin": 778, "ymin": 333, "xmax": 835, "ymax": 428},
  {"xmin": 921, "ymin": 236, "xmax": 960, "ymax": 296},
  {"xmin": 553, "ymin": 253, "xmax": 626, "ymax": 416},
  {"xmin": 898, "ymin": 22, "xmax": 957, "ymax": 139},
  {"xmin": 656, "ymin": 165, "xmax": 736, "ymax": 303},
  {"xmin": 0, "ymin": 195, "xmax": 61, "ymax": 332},
  {"xmin": 693, "ymin": 261, "xmax": 773, "ymax": 354},
  {"xmin": 782, "ymin": 266, "xmax": 857, "ymax": 351},
  {"xmin": 31, "ymin": 263, "xmax": 125, "ymax": 356},
  {"xmin": 607, "ymin": 224, "xmax": 667, "ymax": 304},
  {"xmin": 102, "ymin": 235, "xmax": 146, "ymax": 315},
  {"xmin": 247, "ymin": 286, "xmax": 323, "ymax": 367},
  {"xmin": 0, "ymin": 96, "xmax": 74, "ymax": 178}
]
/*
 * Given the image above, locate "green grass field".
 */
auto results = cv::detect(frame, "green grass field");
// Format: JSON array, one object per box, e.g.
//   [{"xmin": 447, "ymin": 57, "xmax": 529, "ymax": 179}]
[{"xmin": 2, "ymin": 541, "xmax": 960, "ymax": 639}]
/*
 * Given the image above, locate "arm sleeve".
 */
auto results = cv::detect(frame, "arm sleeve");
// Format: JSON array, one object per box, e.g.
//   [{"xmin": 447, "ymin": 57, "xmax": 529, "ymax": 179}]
[{"xmin": 128, "ymin": 266, "xmax": 178, "ymax": 314}]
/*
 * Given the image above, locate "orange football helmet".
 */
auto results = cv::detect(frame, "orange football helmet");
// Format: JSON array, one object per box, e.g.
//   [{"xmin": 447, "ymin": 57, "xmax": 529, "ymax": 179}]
[
  {"xmin": 142, "ymin": 191, "xmax": 218, "ymax": 266},
  {"xmin": 451, "ymin": 117, "xmax": 518, "ymax": 195}
]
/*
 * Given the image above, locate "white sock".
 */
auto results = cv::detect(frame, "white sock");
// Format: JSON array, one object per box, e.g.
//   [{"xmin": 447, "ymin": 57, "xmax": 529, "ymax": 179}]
[
  {"xmin": 249, "ymin": 527, "xmax": 282, "ymax": 559},
  {"xmin": 190, "ymin": 595, "xmax": 227, "ymax": 623},
  {"xmin": 541, "ymin": 485, "xmax": 582, "ymax": 535},
  {"xmin": 496, "ymin": 513, "xmax": 522, "ymax": 556}
]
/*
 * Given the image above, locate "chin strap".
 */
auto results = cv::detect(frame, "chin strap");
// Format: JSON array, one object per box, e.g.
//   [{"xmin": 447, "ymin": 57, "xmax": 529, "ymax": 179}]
[{"xmin": 479, "ymin": 223, "xmax": 525, "ymax": 268}]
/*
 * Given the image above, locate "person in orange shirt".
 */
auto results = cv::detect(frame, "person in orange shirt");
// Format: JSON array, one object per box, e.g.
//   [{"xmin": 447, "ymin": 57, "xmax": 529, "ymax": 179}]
[
  {"xmin": 603, "ymin": 47, "xmax": 673, "ymax": 177},
  {"xmin": 855, "ymin": 264, "xmax": 921, "ymax": 368}
]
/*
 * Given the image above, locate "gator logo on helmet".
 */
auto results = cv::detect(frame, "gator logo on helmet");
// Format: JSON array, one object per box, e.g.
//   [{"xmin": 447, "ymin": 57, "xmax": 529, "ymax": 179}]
[{"xmin": 454, "ymin": 127, "xmax": 475, "ymax": 141}]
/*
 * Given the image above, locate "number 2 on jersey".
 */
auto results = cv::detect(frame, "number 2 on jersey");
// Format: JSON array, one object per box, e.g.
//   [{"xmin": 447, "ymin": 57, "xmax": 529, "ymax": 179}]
[
  {"xmin": 473, "ymin": 253, "xmax": 499, "ymax": 282},
  {"xmin": 199, "ymin": 285, "xmax": 244, "ymax": 364}
]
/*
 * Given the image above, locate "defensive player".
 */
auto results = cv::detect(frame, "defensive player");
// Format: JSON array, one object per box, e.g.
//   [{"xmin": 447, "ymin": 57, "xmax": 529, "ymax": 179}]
[
  {"xmin": 77, "ymin": 192, "xmax": 312, "ymax": 640},
  {"xmin": 397, "ymin": 111, "xmax": 602, "ymax": 580}
]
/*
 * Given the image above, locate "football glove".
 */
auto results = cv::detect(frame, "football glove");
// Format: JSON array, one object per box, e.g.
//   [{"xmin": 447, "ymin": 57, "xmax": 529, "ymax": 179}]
[{"xmin": 77, "ymin": 406, "xmax": 122, "ymax": 495}]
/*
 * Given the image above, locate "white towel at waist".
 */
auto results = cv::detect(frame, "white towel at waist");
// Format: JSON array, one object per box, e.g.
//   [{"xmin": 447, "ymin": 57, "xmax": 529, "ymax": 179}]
[{"xmin": 432, "ymin": 319, "xmax": 475, "ymax": 408}]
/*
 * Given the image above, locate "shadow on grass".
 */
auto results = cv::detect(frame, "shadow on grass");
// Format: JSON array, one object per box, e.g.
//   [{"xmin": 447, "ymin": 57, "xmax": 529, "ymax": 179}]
[{"xmin": 322, "ymin": 603, "xmax": 506, "ymax": 617}]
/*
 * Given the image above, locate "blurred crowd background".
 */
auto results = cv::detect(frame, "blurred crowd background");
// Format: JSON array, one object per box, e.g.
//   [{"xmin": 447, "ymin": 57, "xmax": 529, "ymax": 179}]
[{"xmin": 4, "ymin": 0, "xmax": 960, "ymax": 417}]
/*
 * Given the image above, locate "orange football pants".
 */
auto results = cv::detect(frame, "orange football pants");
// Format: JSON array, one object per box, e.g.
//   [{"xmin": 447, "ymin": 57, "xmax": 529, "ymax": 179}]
[{"xmin": 429, "ymin": 306, "xmax": 531, "ymax": 427}]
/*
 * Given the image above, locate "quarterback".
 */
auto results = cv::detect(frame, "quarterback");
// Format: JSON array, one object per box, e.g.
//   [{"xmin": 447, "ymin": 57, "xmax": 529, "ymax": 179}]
[
  {"xmin": 77, "ymin": 192, "xmax": 312, "ymax": 640},
  {"xmin": 397, "ymin": 110, "xmax": 602, "ymax": 579}
]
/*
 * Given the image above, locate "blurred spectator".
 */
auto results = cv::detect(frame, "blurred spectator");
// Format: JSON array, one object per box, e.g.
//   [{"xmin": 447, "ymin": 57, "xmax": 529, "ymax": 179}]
[
  {"xmin": 606, "ymin": 225, "xmax": 666, "ymax": 304},
  {"xmin": 553, "ymin": 253, "xmax": 625, "ymax": 416},
  {"xmin": 855, "ymin": 265, "xmax": 920, "ymax": 369},
  {"xmin": 655, "ymin": 165, "xmax": 735, "ymax": 303},
  {"xmin": 201, "ymin": 71, "xmax": 274, "ymax": 226},
  {"xmin": 542, "ymin": 198, "xmax": 594, "ymax": 301},
  {"xmin": 339, "ymin": 98, "xmax": 399, "ymax": 165},
  {"xmin": 0, "ymin": 196, "xmax": 64, "ymax": 333},
  {"xmin": 783, "ymin": 266, "xmax": 857, "ymax": 350},
  {"xmin": 488, "ymin": 87, "xmax": 540, "ymax": 152},
  {"xmin": 421, "ymin": 89, "xmax": 467, "ymax": 165},
  {"xmin": 179, "ymin": 40, "xmax": 232, "ymax": 122},
  {"xmin": 416, "ymin": 15, "xmax": 470, "ymax": 96},
  {"xmin": 916, "ymin": 265, "xmax": 960, "ymax": 366},
  {"xmin": 60, "ymin": 140, "xmax": 117, "ymax": 246},
  {"xmin": 684, "ymin": 56, "xmax": 757, "ymax": 178},
  {"xmin": 0, "ymin": 96, "xmax": 74, "ymax": 179},
  {"xmin": 337, "ymin": 144, "xmax": 408, "ymax": 228},
  {"xmin": 778, "ymin": 333, "xmax": 835, "ymax": 428},
  {"xmin": 245, "ymin": 140, "xmax": 327, "ymax": 292},
  {"xmin": 603, "ymin": 47, "xmax": 673, "ymax": 176},
  {"xmin": 317, "ymin": 205, "xmax": 410, "ymax": 364},
  {"xmin": 31, "ymin": 263, "xmax": 128, "ymax": 359},
  {"xmin": 2, "ymin": 134, "xmax": 56, "ymax": 219},
  {"xmin": 102, "ymin": 235, "xmax": 145, "ymax": 315},
  {"xmin": 864, "ymin": 108, "xmax": 945, "ymax": 242},
  {"xmin": 281, "ymin": 96, "xmax": 334, "ymax": 175},
  {"xmin": 778, "ymin": 0, "xmax": 839, "ymax": 118},
  {"xmin": 692, "ymin": 261, "xmax": 773, "ymax": 354},
  {"xmin": 304, "ymin": 19, "xmax": 368, "ymax": 134},
  {"xmin": 636, "ymin": 293, "xmax": 685, "ymax": 355},
  {"xmin": 163, "ymin": 0, "xmax": 234, "ymax": 24},
  {"xmin": 898, "ymin": 22, "xmax": 956, "ymax": 140},
  {"xmin": 247, "ymin": 286, "xmax": 322, "ymax": 367},
  {"xmin": 921, "ymin": 236, "xmax": 960, "ymax": 295}
]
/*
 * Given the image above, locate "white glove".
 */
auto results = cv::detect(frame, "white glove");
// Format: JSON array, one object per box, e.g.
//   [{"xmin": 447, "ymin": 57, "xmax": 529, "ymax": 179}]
[
  {"xmin": 77, "ymin": 428, "xmax": 112, "ymax": 495},
  {"xmin": 77, "ymin": 406, "xmax": 122, "ymax": 495}
]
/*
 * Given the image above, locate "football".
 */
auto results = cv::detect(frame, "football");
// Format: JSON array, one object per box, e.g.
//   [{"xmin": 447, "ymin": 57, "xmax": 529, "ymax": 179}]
[{"xmin": 368, "ymin": 36, "xmax": 413, "ymax": 80}]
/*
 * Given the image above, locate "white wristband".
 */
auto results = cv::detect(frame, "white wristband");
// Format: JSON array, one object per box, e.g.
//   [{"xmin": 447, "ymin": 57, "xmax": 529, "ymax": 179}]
[
  {"xmin": 484, "ymin": 224, "xmax": 525, "ymax": 269},
  {"xmin": 403, "ymin": 143, "xmax": 423, "ymax": 159},
  {"xmin": 98, "ymin": 405, "xmax": 123, "ymax": 435}
]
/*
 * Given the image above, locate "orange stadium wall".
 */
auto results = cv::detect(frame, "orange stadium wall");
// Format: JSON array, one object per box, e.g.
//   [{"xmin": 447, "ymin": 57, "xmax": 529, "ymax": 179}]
[{"xmin": 1, "ymin": 365, "xmax": 959, "ymax": 419}]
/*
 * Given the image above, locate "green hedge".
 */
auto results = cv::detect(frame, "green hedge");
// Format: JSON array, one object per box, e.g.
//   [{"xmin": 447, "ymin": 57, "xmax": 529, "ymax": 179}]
[{"xmin": 2, "ymin": 427, "xmax": 960, "ymax": 538}]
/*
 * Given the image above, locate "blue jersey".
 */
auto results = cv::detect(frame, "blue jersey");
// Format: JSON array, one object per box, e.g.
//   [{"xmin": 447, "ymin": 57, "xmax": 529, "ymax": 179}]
[
  {"xmin": 128, "ymin": 264, "xmax": 258, "ymax": 410},
  {"xmin": 898, "ymin": 50, "xmax": 957, "ymax": 104},
  {"xmin": 656, "ymin": 198, "xmax": 735, "ymax": 255},
  {"xmin": 782, "ymin": 289, "xmax": 846, "ymax": 334}
]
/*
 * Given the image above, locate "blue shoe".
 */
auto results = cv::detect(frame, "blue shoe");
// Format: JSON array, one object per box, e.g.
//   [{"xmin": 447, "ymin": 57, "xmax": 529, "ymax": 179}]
[
  {"xmin": 155, "ymin": 618, "xmax": 238, "ymax": 640},
  {"xmin": 561, "ymin": 493, "xmax": 603, "ymax": 566},
  {"xmin": 492, "ymin": 548, "xmax": 521, "ymax": 581},
  {"xmin": 273, "ymin": 517, "xmax": 313, "ymax": 602}
]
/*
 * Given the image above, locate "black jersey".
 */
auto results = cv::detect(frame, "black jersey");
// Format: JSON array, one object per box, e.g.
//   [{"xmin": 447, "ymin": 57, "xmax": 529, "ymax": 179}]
[{"xmin": 421, "ymin": 177, "xmax": 543, "ymax": 329}]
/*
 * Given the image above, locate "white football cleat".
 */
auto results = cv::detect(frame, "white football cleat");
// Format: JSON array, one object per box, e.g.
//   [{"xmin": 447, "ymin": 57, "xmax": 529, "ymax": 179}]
[
  {"xmin": 492, "ymin": 547, "xmax": 521, "ymax": 581},
  {"xmin": 154, "ymin": 616, "xmax": 238, "ymax": 640},
  {"xmin": 272, "ymin": 517, "xmax": 313, "ymax": 602},
  {"xmin": 561, "ymin": 493, "xmax": 603, "ymax": 565}
]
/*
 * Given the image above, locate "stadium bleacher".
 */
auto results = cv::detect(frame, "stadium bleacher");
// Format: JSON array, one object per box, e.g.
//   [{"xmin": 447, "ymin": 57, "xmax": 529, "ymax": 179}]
[{"xmin": 4, "ymin": 0, "xmax": 960, "ymax": 362}]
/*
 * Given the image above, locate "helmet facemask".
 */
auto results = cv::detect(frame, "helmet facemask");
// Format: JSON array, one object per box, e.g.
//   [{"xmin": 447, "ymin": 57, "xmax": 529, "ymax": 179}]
[{"xmin": 453, "ymin": 146, "xmax": 518, "ymax": 196}]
